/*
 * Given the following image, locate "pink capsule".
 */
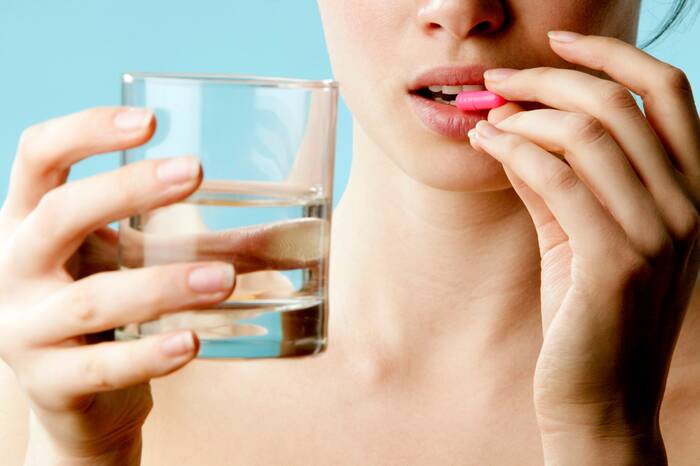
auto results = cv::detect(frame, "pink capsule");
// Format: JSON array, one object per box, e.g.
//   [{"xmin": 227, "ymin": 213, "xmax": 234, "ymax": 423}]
[{"xmin": 455, "ymin": 91, "xmax": 507, "ymax": 112}]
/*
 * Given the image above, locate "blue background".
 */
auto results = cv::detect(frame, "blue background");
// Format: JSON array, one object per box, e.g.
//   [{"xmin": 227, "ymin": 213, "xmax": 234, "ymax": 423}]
[{"xmin": 0, "ymin": 1, "xmax": 698, "ymax": 204}]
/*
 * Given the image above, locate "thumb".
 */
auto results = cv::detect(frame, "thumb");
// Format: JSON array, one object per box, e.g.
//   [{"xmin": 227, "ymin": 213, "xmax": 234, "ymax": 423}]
[
  {"xmin": 488, "ymin": 102, "xmax": 526, "ymax": 125},
  {"xmin": 468, "ymin": 102, "xmax": 526, "ymax": 153}
]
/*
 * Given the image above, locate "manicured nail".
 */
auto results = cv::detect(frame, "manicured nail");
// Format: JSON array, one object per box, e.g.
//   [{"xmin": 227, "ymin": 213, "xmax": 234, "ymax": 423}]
[
  {"xmin": 114, "ymin": 107, "xmax": 153, "ymax": 131},
  {"xmin": 547, "ymin": 30, "xmax": 583, "ymax": 43},
  {"xmin": 156, "ymin": 156, "xmax": 200, "ymax": 184},
  {"xmin": 188, "ymin": 264, "xmax": 235, "ymax": 293},
  {"xmin": 160, "ymin": 331, "xmax": 196, "ymax": 357},
  {"xmin": 467, "ymin": 129, "xmax": 476, "ymax": 139},
  {"xmin": 484, "ymin": 68, "xmax": 517, "ymax": 82},
  {"xmin": 476, "ymin": 121, "xmax": 502, "ymax": 139}
]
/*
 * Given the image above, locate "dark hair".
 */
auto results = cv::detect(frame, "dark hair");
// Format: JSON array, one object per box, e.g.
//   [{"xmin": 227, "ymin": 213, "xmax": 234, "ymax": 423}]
[{"xmin": 641, "ymin": 0, "xmax": 699, "ymax": 48}]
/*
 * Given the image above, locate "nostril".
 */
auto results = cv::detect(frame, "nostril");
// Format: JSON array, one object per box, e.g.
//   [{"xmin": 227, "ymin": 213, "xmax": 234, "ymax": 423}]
[
  {"xmin": 474, "ymin": 21, "xmax": 491, "ymax": 33},
  {"xmin": 424, "ymin": 19, "xmax": 496, "ymax": 37},
  {"xmin": 417, "ymin": 2, "xmax": 508, "ymax": 39}
]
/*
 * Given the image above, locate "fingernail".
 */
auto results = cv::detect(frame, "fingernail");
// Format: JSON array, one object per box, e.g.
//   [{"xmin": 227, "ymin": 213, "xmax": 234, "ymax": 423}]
[
  {"xmin": 475, "ymin": 121, "xmax": 502, "ymax": 139},
  {"xmin": 156, "ymin": 156, "xmax": 200, "ymax": 184},
  {"xmin": 467, "ymin": 129, "xmax": 476, "ymax": 139},
  {"xmin": 547, "ymin": 30, "xmax": 583, "ymax": 43},
  {"xmin": 484, "ymin": 68, "xmax": 517, "ymax": 82},
  {"xmin": 160, "ymin": 331, "xmax": 196, "ymax": 357},
  {"xmin": 114, "ymin": 107, "xmax": 153, "ymax": 131},
  {"xmin": 188, "ymin": 264, "xmax": 235, "ymax": 293}
]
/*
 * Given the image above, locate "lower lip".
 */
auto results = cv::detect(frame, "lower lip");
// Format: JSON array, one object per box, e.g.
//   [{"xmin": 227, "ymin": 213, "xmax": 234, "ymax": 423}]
[{"xmin": 408, "ymin": 93, "xmax": 488, "ymax": 140}]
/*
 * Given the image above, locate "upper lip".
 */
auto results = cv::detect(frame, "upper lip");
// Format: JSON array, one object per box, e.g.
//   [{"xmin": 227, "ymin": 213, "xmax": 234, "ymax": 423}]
[{"xmin": 408, "ymin": 65, "xmax": 487, "ymax": 91}]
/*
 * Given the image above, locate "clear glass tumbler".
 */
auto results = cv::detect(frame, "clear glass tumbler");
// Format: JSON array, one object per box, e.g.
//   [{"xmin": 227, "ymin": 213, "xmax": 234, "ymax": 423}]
[{"xmin": 115, "ymin": 73, "xmax": 338, "ymax": 359}]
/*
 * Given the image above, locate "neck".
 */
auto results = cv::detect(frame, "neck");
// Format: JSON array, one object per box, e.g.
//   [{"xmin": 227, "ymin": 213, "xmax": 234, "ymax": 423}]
[{"xmin": 329, "ymin": 125, "xmax": 543, "ymax": 371}]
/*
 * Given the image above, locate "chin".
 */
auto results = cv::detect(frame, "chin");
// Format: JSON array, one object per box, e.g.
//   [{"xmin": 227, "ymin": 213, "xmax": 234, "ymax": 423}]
[
  {"xmin": 401, "ymin": 141, "xmax": 512, "ymax": 192},
  {"xmin": 368, "ymin": 120, "xmax": 512, "ymax": 192},
  {"xmin": 349, "ymin": 92, "xmax": 513, "ymax": 193}
]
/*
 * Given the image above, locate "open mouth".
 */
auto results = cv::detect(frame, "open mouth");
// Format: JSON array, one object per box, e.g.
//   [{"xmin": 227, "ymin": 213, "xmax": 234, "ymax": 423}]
[
  {"xmin": 407, "ymin": 66, "xmax": 490, "ymax": 138},
  {"xmin": 412, "ymin": 84, "xmax": 486, "ymax": 106}
]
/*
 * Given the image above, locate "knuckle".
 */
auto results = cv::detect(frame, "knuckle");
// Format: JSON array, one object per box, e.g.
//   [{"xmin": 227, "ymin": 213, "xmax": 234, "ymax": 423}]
[
  {"xmin": 66, "ymin": 283, "xmax": 101, "ymax": 328},
  {"xmin": 565, "ymin": 113, "xmax": 608, "ymax": 145},
  {"xmin": 600, "ymin": 247, "xmax": 653, "ymax": 290},
  {"xmin": 598, "ymin": 82, "xmax": 637, "ymax": 110},
  {"xmin": 140, "ymin": 276, "xmax": 170, "ymax": 310},
  {"xmin": 3, "ymin": 233, "xmax": 30, "ymax": 275},
  {"xmin": 588, "ymin": 37, "xmax": 618, "ymax": 61},
  {"xmin": 113, "ymin": 182, "xmax": 136, "ymax": 208},
  {"xmin": 497, "ymin": 110, "xmax": 524, "ymax": 128},
  {"xmin": 543, "ymin": 165, "xmax": 579, "ymax": 192},
  {"xmin": 108, "ymin": 341, "xmax": 153, "ymax": 386},
  {"xmin": 0, "ymin": 315, "xmax": 21, "ymax": 359},
  {"xmin": 17, "ymin": 123, "xmax": 51, "ymax": 170},
  {"xmin": 77, "ymin": 107, "xmax": 117, "ymax": 135},
  {"xmin": 622, "ymin": 252, "xmax": 653, "ymax": 282},
  {"xmin": 526, "ymin": 68, "xmax": 550, "ymax": 96},
  {"xmin": 673, "ymin": 208, "xmax": 699, "ymax": 245},
  {"xmin": 661, "ymin": 65, "xmax": 692, "ymax": 94},
  {"xmin": 528, "ymin": 67, "xmax": 551, "ymax": 80},
  {"xmin": 641, "ymin": 233, "xmax": 676, "ymax": 264},
  {"xmin": 82, "ymin": 354, "xmax": 114, "ymax": 391},
  {"xmin": 127, "ymin": 346, "xmax": 152, "ymax": 382},
  {"xmin": 30, "ymin": 189, "xmax": 68, "ymax": 238},
  {"xmin": 35, "ymin": 187, "xmax": 62, "ymax": 214},
  {"xmin": 79, "ymin": 106, "xmax": 108, "ymax": 122},
  {"xmin": 506, "ymin": 171, "xmax": 529, "ymax": 191},
  {"xmin": 503, "ymin": 134, "xmax": 530, "ymax": 155},
  {"xmin": 15, "ymin": 363, "xmax": 40, "ymax": 397},
  {"xmin": 113, "ymin": 166, "xmax": 145, "ymax": 206}
]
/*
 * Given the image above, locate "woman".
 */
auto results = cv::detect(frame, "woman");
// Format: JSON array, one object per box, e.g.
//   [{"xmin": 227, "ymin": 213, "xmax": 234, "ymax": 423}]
[{"xmin": 1, "ymin": 0, "xmax": 699, "ymax": 464}]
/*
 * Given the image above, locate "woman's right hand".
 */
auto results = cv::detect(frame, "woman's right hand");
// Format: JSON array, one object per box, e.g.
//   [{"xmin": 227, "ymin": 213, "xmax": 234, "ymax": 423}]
[{"xmin": 0, "ymin": 107, "xmax": 236, "ymax": 465}]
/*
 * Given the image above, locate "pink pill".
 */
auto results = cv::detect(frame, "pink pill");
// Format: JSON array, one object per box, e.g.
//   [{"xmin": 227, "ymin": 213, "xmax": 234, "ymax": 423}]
[{"xmin": 456, "ymin": 91, "xmax": 507, "ymax": 112}]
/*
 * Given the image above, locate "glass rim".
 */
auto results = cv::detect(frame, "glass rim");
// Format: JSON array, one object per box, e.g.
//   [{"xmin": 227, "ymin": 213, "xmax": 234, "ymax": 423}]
[{"xmin": 122, "ymin": 72, "xmax": 338, "ymax": 89}]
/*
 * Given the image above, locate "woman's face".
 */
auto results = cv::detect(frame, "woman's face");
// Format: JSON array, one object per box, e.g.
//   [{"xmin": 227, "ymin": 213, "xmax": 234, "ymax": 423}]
[{"xmin": 317, "ymin": 0, "xmax": 640, "ymax": 192}]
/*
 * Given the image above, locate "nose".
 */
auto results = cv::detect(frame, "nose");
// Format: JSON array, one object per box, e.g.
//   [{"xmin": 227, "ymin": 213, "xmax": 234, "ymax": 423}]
[{"xmin": 417, "ymin": 0, "xmax": 506, "ymax": 40}]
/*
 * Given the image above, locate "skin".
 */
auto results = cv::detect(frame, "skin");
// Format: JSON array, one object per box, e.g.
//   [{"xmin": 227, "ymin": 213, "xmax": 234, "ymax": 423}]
[{"xmin": 1, "ymin": 0, "xmax": 700, "ymax": 465}]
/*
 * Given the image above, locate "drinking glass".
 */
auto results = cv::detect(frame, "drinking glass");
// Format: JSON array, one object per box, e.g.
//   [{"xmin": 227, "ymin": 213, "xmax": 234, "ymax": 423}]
[{"xmin": 115, "ymin": 73, "xmax": 338, "ymax": 359}]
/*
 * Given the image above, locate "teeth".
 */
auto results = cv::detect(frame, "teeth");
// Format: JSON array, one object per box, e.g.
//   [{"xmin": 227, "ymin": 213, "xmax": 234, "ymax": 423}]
[
  {"xmin": 442, "ymin": 86, "xmax": 462, "ymax": 95},
  {"xmin": 425, "ymin": 85, "xmax": 486, "ymax": 94},
  {"xmin": 422, "ymin": 84, "xmax": 487, "ymax": 105},
  {"xmin": 434, "ymin": 97, "xmax": 457, "ymax": 106}
]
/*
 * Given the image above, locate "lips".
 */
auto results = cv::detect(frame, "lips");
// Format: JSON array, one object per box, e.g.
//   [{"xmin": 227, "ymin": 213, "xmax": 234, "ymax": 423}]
[{"xmin": 408, "ymin": 65, "xmax": 490, "ymax": 140}]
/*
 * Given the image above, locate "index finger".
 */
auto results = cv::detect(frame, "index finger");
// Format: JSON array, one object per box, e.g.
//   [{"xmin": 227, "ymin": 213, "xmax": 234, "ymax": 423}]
[
  {"xmin": 3, "ymin": 107, "xmax": 155, "ymax": 219},
  {"xmin": 547, "ymin": 32, "xmax": 700, "ymax": 177}
]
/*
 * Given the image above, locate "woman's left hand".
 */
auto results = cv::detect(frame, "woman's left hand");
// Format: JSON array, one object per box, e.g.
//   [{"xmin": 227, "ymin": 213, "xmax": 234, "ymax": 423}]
[{"xmin": 470, "ymin": 31, "xmax": 700, "ymax": 465}]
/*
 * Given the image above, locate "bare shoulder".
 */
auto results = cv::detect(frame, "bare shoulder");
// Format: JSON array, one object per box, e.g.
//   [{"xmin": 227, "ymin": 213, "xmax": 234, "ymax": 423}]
[
  {"xmin": 0, "ymin": 359, "xmax": 29, "ymax": 466},
  {"xmin": 662, "ymin": 283, "xmax": 700, "ymax": 465}
]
